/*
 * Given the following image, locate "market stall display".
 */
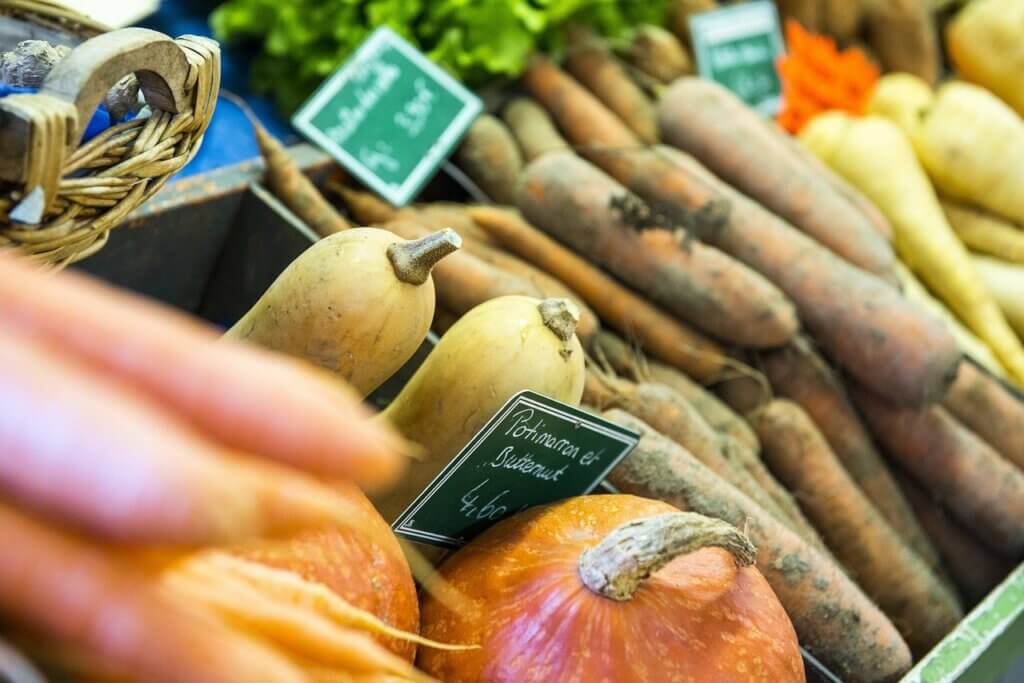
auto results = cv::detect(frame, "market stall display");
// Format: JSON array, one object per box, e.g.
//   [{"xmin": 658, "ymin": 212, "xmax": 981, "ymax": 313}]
[{"xmin": 2, "ymin": 0, "xmax": 1024, "ymax": 681}]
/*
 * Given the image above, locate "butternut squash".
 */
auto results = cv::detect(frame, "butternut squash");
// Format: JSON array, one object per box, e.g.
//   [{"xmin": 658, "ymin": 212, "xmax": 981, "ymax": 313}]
[
  {"xmin": 225, "ymin": 228, "xmax": 460, "ymax": 397},
  {"xmin": 372, "ymin": 296, "xmax": 586, "ymax": 523}
]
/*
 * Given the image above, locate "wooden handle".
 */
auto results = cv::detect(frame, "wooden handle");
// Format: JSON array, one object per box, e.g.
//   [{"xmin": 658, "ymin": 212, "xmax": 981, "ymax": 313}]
[{"xmin": 39, "ymin": 27, "xmax": 190, "ymax": 146}]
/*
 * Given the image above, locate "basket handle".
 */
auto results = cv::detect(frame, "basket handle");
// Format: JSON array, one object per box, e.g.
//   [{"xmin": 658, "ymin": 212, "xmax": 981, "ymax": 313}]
[{"xmin": 39, "ymin": 27, "xmax": 191, "ymax": 147}]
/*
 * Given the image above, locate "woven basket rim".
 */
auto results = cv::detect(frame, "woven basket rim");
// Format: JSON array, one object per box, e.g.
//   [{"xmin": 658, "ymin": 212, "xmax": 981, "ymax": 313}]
[{"xmin": 0, "ymin": 0, "xmax": 110, "ymax": 39}]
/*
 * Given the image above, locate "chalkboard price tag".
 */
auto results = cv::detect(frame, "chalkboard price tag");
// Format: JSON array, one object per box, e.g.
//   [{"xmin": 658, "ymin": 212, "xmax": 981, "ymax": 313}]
[
  {"xmin": 393, "ymin": 391, "xmax": 640, "ymax": 549},
  {"xmin": 690, "ymin": 1, "xmax": 785, "ymax": 115},
  {"xmin": 291, "ymin": 26, "xmax": 483, "ymax": 207}
]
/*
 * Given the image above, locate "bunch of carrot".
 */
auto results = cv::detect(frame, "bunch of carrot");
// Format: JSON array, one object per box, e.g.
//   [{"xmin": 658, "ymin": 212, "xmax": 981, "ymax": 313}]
[
  {"xmin": 305, "ymin": 31, "xmax": 1024, "ymax": 680},
  {"xmin": 0, "ymin": 254, "xmax": 436, "ymax": 682}
]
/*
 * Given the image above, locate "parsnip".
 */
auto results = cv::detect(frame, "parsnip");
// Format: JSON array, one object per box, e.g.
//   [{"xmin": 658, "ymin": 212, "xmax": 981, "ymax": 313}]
[
  {"xmin": 941, "ymin": 199, "xmax": 1024, "ymax": 264},
  {"xmin": 870, "ymin": 75, "xmax": 1024, "ymax": 226},
  {"xmin": 971, "ymin": 255, "xmax": 1024, "ymax": 342}
]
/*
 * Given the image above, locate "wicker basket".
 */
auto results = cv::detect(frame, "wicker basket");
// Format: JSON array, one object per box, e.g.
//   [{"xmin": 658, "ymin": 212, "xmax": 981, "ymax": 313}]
[{"xmin": 0, "ymin": 1, "xmax": 220, "ymax": 266}]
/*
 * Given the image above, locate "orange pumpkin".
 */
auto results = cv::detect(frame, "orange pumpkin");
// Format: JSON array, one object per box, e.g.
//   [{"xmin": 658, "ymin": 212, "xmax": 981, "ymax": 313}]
[
  {"xmin": 225, "ymin": 480, "xmax": 419, "ymax": 660},
  {"xmin": 418, "ymin": 494, "xmax": 804, "ymax": 682}
]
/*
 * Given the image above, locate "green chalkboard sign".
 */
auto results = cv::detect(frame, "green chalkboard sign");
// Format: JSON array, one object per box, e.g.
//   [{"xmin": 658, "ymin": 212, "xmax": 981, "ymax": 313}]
[
  {"xmin": 393, "ymin": 391, "xmax": 640, "ymax": 549},
  {"xmin": 690, "ymin": 1, "xmax": 785, "ymax": 115},
  {"xmin": 292, "ymin": 27, "xmax": 483, "ymax": 206}
]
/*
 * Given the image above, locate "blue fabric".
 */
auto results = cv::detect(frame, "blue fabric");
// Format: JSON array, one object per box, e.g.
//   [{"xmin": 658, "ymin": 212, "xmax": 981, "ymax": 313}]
[
  {"xmin": 0, "ymin": 84, "xmax": 129, "ymax": 142},
  {"xmin": 141, "ymin": 1, "xmax": 298, "ymax": 181}
]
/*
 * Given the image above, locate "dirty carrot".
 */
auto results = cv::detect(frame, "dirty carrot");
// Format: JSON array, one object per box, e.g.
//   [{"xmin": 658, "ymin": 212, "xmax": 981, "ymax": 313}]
[
  {"xmin": 657, "ymin": 78, "xmax": 895, "ymax": 279},
  {"xmin": 224, "ymin": 91, "xmax": 350, "ymax": 238},
  {"xmin": 0, "ymin": 502, "xmax": 308, "ymax": 683},
  {"xmin": 653, "ymin": 146, "xmax": 959, "ymax": 407},
  {"xmin": 522, "ymin": 61, "xmax": 957, "ymax": 404},
  {"xmin": 895, "ymin": 469, "xmax": 1014, "ymax": 607},
  {"xmin": 942, "ymin": 360, "xmax": 1024, "ymax": 471},
  {"xmin": 604, "ymin": 409, "xmax": 913, "ymax": 683},
  {"xmin": 468, "ymin": 205, "xmax": 726, "ymax": 380},
  {"xmin": 564, "ymin": 25, "xmax": 659, "ymax": 144},
  {"xmin": 586, "ymin": 372, "xmax": 828, "ymax": 554},
  {"xmin": 502, "ymin": 97, "xmax": 570, "ymax": 162},
  {"xmin": 590, "ymin": 329, "xmax": 756, "ymax": 449},
  {"xmin": 454, "ymin": 114, "xmax": 523, "ymax": 205},
  {"xmin": 517, "ymin": 152, "xmax": 798, "ymax": 348},
  {"xmin": 0, "ymin": 255, "xmax": 406, "ymax": 490},
  {"xmin": 761, "ymin": 340, "xmax": 942, "ymax": 569},
  {"xmin": 454, "ymin": 236, "xmax": 601, "ymax": 344},
  {"xmin": 0, "ymin": 325, "xmax": 375, "ymax": 544},
  {"xmin": 771, "ymin": 122, "xmax": 894, "ymax": 242},
  {"xmin": 747, "ymin": 399, "xmax": 962, "ymax": 656},
  {"xmin": 521, "ymin": 54, "xmax": 642, "ymax": 175},
  {"xmin": 624, "ymin": 25, "xmax": 692, "ymax": 84},
  {"xmin": 852, "ymin": 387, "xmax": 1024, "ymax": 559}
]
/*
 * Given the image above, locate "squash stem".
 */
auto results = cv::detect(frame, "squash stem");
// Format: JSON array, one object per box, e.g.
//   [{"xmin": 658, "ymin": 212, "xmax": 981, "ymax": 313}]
[
  {"xmin": 578, "ymin": 512, "xmax": 756, "ymax": 601},
  {"xmin": 538, "ymin": 298, "xmax": 580, "ymax": 343},
  {"xmin": 388, "ymin": 228, "xmax": 462, "ymax": 285}
]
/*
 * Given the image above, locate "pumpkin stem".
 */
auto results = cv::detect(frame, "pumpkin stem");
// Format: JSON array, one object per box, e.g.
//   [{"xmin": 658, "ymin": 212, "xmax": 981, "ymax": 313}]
[
  {"xmin": 578, "ymin": 512, "xmax": 756, "ymax": 601},
  {"xmin": 538, "ymin": 298, "xmax": 580, "ymax": 343},
  {"xmin": 388, "ymin": 229, "xmax": 462, "ymax": 285}
]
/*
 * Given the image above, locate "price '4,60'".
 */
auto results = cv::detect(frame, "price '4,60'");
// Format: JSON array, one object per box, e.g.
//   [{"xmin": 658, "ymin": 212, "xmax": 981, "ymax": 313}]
[{"xmin": 459, "ymin": 480, "xmax": 509, "ymax": 521}]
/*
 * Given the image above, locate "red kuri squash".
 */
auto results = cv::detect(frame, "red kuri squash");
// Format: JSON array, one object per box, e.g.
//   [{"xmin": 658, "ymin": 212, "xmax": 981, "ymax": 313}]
[{"xmin": 418, "ymin": 494, "xmax": 804, "ymax": 682}]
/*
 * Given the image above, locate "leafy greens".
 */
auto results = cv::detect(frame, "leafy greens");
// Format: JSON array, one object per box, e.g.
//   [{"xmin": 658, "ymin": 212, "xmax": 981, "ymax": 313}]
[{"xmin": 211, "ymin": 0, "xmax": 670, "ymax": 113}]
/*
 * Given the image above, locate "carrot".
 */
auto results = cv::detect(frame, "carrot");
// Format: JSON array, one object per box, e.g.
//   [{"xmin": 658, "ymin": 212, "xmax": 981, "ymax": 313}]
[
  {"xmin": 712, "ymin": 368, "xmax": 774, "ymax": 416},
  {"xmin": 453, "ymin": 236, "xmax": 601, "ymax": 344},
  {"xmin": 623, "ymin": 25, "xmax": 692, "ymax": 84},
  {"xmin": 454, "ymin": 114, "xmax": 523, "ymax": 204},
  {"xmin": 585, "ymin": 371, "xmax": 829, "ymax": 554},
  {"xmin": 517, "ymin": 152, "xmax": 798, "ymax": 348},
  {"xmin": 224, "ymin": 91, "xmax": 350, "ymax": 239},
  {"xmin": 747, "ymin": 399, "xmax": 962, "ymax": 655},
  {"xmin": 330, "ymin": 184, "xmax": 498, "ymax": 248},
  {"xmin": 468, "ymin": 205, "xmax": 726, "ymax": 380},
  {"xmin": 942, "ymin": 360, "xmax": 1024, "ymax": 472},
  {"xmin": 650, "ymin": 146, "xmax": 960, "ymax": 407},
  {"xmin": 0, "ymin": 326, "xmax": 376, "ymax": 544},
  {"xmin": 590, "ymin": 329, "xmax": 757, "ymax": 450},
  {"xmin": 564, "ymin": 25, "xmax": 659, "ymax": 145},
  {"xmin": 521, "ymin": 54, "xmax": 642, "ymax": 173},
  {"xmin": 0, "ymin": 502, "xmax": 307, "ymax": 683},
  {"xmin": 501, "ymin": 97, "xmax": 569, "ymax": 162},
  {"xmin": 0, "ymin": 255, "xmax": 405, "ymax": 490},
  {"xmin": 603, "ymin": 409, "xmax": 913, "ymax": 683},
  {"xmin": 770, "ymin": 121, "xmax": 894, "ymax": 242},
  {"xmin": 761, "ymin": 340, "xmax": 943, "ymax": 570},
  {"xmin": 521, "ymin": 60, "xmax": 959, "ymax": 404},
  {"xmin": 379, "ymin": 220, "xmax": 592, "ymax": 344},
  {"xmin": 852, "ymin": 387, "xmax": 1024, "ymax": 559},
  {"xmin": 657, "ymin": 78, "xmax": 896, "ymax": 280},
  {"xmin": 895, "ymin": 469, "xmax": 1014, "ymax": 607},
  {"xmin": 895, "ymin": 260, "xmax": 1007, "ymax": 379}
]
